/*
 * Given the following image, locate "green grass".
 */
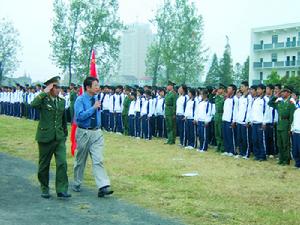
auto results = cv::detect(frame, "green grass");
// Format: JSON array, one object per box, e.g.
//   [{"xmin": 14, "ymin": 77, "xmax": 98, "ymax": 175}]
[{"xmin": 0, "ymin": 115, "xmax": 300, "ymax": 225}]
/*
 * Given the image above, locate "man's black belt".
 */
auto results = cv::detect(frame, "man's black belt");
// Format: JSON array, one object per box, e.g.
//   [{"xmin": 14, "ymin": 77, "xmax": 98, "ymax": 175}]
[{"xmin": 78, "ymin": 126, "xmax": 99, "ymax": 130}]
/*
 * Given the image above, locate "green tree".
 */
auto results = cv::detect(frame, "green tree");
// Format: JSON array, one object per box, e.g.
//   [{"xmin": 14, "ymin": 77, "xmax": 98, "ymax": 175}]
[
  {"xmin": 219, "ymin": 37, "xmax": 233, "ymax": 85},
  {"xmin": 205, "ymin": 54, "xmax": 220, "ymax": 86},
  {"xmin": 0, "ymin": 19, "xmax": 21, "ymax": 84},
  {"xmin": 233, "ymin": 62, "xmax": 243, "ymax": 86},
  {"xmin": 242, "ymin": 56, "xmax": 249, "ymax": 82},
  {"xmin": 265, "ymin": 70, "xmax": 281, "ymax": 84}
]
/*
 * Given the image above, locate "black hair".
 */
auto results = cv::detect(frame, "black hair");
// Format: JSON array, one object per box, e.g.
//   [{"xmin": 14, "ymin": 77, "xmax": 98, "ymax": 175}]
[
  {"xmin": 181, "ymin": 84, "xmax": 188, "ymax": 94},
  {"xmin": 83, "ymin": 77, "xmax": 99, "ymax": 91},
  {"xmin": 274, "ymin": 83, "xmax": 282, "ymax": 89},
  {"xmin": 241, "ymin": 81, "xmax": 249, "ymax": 87},
  {"xmin": 188, "ymin": 88, "xmax": 196, "ymax": 97}
]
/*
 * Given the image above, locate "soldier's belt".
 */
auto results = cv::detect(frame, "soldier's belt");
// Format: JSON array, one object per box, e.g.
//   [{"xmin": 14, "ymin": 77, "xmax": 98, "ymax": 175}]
[{"xmin": 280, "ymin": 117, "xmax": 289, "ymax": 120}]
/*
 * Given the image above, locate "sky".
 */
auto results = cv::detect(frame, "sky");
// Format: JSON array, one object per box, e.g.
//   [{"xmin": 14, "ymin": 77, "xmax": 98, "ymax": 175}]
[{"xmin": 1, "ymin": 0, "xmax": 300, "ymax": 82}]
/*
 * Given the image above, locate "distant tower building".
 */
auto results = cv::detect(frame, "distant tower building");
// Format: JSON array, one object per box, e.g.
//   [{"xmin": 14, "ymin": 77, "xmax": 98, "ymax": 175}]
[
  {"xmin": 119, "ymin": 23, "xmax": 153, "ymax": 84},
  {"xmin": 250, "ymin": 22, "xmax": 300, "ymax": 84}
]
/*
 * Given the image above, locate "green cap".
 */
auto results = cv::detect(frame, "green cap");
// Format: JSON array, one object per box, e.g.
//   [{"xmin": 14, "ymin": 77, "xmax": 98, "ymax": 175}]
[
  {"xmin": 168, "ymin": 80, "xmax": 176, "ymax": 86},
  {"xmin": 44, "ymin": 76, "xmax": 61, "ymax": 86}
]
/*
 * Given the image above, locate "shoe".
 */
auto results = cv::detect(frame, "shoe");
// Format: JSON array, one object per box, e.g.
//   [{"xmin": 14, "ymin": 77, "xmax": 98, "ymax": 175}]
[
  {"xmin": 221, "ymin": 152, "xmax": 229, "ymax": 156},
  {"xmin": 242, "ymin": 156, "xmax": 249, "ymax": 160},
  {"xmin": 198, "ymin": 150, "xmax": 205, "ymax": 153},
  {"xmin": 72, "ymin": 185, "xmax": 81, "ymax": 192},
  {"xmin": 57, "ymin": 192, "xmax": 72, "ymax": 198},
  {"xmin": 41, "ymin": 192, "xmax": 51, "ymax": 199},
  {"xmin": 269, "ymin": 155, "xmax": 274, "ymax": 159},
  {"xmin": 98, "ymin": 186, "xmax": 114, "ymax": 198},
  {"xmin": 227, "ymin": 153, "xmax": 234, "ymax": 157},
  {"xmin": 234, "ymin": 155, "xmax": 241, "ymax": 159}
]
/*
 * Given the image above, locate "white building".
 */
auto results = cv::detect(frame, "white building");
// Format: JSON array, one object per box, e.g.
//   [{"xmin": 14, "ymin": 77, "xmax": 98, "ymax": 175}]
[
  {"xmin": 250, "ymin": 22, "xmax": 300, "ymax": 85},
  {"xmin": 118, "ymin": 23, "xmax": 154, "ymax": 83}
]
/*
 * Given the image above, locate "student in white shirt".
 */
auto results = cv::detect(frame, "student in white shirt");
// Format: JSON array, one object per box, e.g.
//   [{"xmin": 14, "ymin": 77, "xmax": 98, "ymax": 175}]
[
  {"xmin": 291, "ymin": 98, "xmax": 300, "ymax": 169},
  {"xmin": 176, "ymin": 85, "xmax": 189, "ymax": 146},
  {"xmin": 113, "ymin": 85, "xmax": 124, "ymax": 134},
  {"xmin": 184, "ymin": 89, "xmax": 197, "ymax": 149},
  {"xmin": 108, "ymin": 87, "xmax": 115, "ymax": 132},
  {"xmin": 222, "ymin": 84, "xmax": 238, "ymax": 157},
  {"xmin": 134, "ymin": 89, "xmax": 145, "ymax": 138},
  {"xmin": 235, "ymin": 81, "xmax": 253, "ymax": 159},
  {"xmin": 100, "ymin": 85, "xmax": 110, "ymax": 131},
  {"xmin": 194, "ymin": 89, "xmax": 213, "ymax": 152},
  {"xmin": 128, "ymin": 92, "xmax": 136, "ymax": 137},
  {"xmin": 155, "ymin": 88, "xmax": 166, "ymax": 138},
  {"xmin": 250, "ymin": 84, "xmax": 268, "ymax": 161},
  {"xmin": 141, "ymin": 90, "xmax": 154, "ymax": 140}
]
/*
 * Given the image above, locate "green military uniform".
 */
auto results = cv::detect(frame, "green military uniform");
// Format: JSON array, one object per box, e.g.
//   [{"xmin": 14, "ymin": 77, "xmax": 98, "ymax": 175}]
[
  {"xmin": 165, "ymin": 89, "xmax": 177, "ymax": 144},
  {"xmin": 69, "ymin": 89, "xmax": 77, "ymax": 122},
  {"xmin": 268, "ymin": 94, "xmax": 295, "ymax": 165},
  {"xmin": 213, "ymin": 94, "xmax": 225, "ymax": 152},
  {"xmin": 31, "ymin": 77, "xmax": 69, "ymax": 195},
  {"xmin": 122, "ymin": 95, "xmax": 131, "ymax": 135}
]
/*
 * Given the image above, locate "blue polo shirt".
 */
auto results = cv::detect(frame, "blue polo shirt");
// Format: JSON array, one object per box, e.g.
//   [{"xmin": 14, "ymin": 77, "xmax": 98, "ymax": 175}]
[{"xmin": 74, "ymin": 92, "xmax": 101, "ymax": 128}]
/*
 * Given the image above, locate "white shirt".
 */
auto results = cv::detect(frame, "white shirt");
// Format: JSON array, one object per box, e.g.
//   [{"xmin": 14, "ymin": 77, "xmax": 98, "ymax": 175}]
[
  {"xmin": 236, "ymin": 94, "xmax": 253, "ymax": 124},
  {"xmin": 108, "ymin": 94, "xmax": 114, "ymax": 112},
  {"xmin": 195, "ymin": 100, "xmax": 213, "ymax": 123},
  {"xmin": 28, "ymin": 92, "xmax": 35, "ymax": 104},
  {"xmin": 141, "ymin": 99, "xmax": 154, "ymax": 117},
  {"xmin": 184, "ymin": 99, "xmax": 196, "ymax": 120},
  {"xmin": 113, "ymin": 94, "xmax": 123, "ymax": 113},
  {"xmin": 101, "ymin": 93, "xmax": 110, "ymax": 110},
  {"xmin": 0, "ymin": 92, "xmax": 3, "ymax": 102},
  {"xmin": 65, "ymin": 93, "xmax": 70, "ymax": 109},
  {"xmin": 291, "ymin": 106, "xmax": 300, "ymax": 133},
  {"xmin": 155, "ymin": 96, "xmax": 165, "ymax": 116},
  {"xmin": 176, "ymin": 95, "xmax": 189, "ymax": 115},
  {"xmin": 249, "ymin": 96, "xmax": 267, "ymax": 124},
  {"xmin": 222, "ymin": 96, "xmax": 238, "ymax": 122},
  {"xmin": 134, "ymin": 96, "xmax": 145, "ymax": 113},
  {"xmin": 128, "ymin": 100, "xmax": 136, "ymax": 116}
]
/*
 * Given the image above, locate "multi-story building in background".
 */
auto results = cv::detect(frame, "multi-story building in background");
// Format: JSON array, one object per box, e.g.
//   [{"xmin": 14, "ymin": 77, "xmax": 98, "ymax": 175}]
[
  {"xmin": 118, "ymin": 23, "xmax": 154, "ymax": 85},
  {"xmin": 250, "ymin": 22, "xmax": 300, "ymax": 84}
]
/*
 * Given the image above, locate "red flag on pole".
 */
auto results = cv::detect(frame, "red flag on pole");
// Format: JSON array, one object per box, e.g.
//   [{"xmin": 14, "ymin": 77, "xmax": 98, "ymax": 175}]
[{"xmin": 70, "ymin": 50, "xmax": 98, "ymax": 156}]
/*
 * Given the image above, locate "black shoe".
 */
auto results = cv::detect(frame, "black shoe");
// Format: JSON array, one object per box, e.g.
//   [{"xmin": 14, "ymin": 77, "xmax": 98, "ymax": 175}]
[
  {"xmin": 98, "ymin": 186, "xmax": 114, "ymax": 198},
  {"xmin": 57, "ymin": 192, "xmax": 72, "ymax": 198},
  {"xmin": 41, "ymin": 192, "xmax": 51, "ymax": 199}
]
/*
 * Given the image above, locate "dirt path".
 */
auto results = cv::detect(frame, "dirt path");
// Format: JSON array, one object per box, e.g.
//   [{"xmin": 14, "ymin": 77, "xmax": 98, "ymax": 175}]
[{"xmin": 0, "ymin": 153, "xmax": 183, "ymax": 225}]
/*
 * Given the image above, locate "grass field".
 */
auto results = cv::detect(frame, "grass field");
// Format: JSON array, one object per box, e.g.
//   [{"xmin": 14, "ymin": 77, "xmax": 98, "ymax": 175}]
[{"xmin": 0, "ymin": 115, "xmax": 300, "ymax": 225}]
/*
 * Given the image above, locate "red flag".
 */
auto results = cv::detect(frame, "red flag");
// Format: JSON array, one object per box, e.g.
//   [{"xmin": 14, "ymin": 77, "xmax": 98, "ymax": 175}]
[{"xmin": 70, "ymin": 50, "xmax": 98, "ymax": 156}]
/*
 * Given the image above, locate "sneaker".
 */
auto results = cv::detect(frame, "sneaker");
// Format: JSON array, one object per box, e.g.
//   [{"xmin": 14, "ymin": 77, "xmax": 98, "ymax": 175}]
[
  {"xmin": 269, "ymin": 155, "xmax": 274, "ymax": 159},
  {"xmin": 72, "ymin": 185, "xmax": 81, "ymax": 192},
  {"xmin": 227, "ymin": 153, "xmax": 234, "ymax": 157},
  {"xmin": 221, "ymin": 152, "xmax": 229, "ymax": 156},
  {"xmin": 198, "ymin": 150, "xmax": 205, "ymax": 153},
  {"xmin": 242, "ymin": 156, "xmax": 249, "ymax": 160},
  {"xmin": 234, "ymin": 155, "xmax": 241, "ymax": 159}
]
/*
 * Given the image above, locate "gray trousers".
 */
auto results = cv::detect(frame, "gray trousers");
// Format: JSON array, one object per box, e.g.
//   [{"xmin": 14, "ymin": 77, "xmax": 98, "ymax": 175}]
[{"xmin": 74, "ymin": 128, "xmax": 110, "ymax": 189}]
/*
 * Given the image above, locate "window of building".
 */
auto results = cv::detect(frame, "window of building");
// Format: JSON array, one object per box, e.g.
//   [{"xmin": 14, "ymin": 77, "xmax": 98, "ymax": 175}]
[
  {"xmin": 286, "ymin": 71, "xmax": 290, "ymax": 78},
  {"xmin": 297, "ymin": 70, "xmax": 300, "ymax": 76},
  {"xmin": 260, "ymin": 72, "xmax": 263, "ymax": 81},
  {"xmin": 291, "ymin": 71, "xmax": 296, "ymax": 76},
  {"xmin": 272, "ymin": 35, "xmax": 278, "ymax": 44},
  {"xmin": 271, "ymin": 53, "xmax": 277, "ymax": 62}
]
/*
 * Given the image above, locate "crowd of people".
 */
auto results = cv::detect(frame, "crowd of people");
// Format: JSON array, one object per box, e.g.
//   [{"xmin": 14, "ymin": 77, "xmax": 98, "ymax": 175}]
[{"xmin": 1, "ymin": 80, "xmax": 300, "ymax": 169}]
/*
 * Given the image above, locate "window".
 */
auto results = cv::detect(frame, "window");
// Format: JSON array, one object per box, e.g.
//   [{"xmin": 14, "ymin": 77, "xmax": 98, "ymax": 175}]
[
  {"xmin": 286, "ymin": 71, "xmax": 290, "ymax": 78},
  {"xmin": 271, "ymin": 53, "xmax": 277, "ymax": 62},
  {"xmin": 297, "ymin": 70, "xmax": 300, "ymax": 76},
  {"xmin": 272, "ymin": 35, "xmax": 278, "ymax": 44},
  {"xmin": 291, "ymin": 71, "xmax": 296, "ymax": 76},
  {"xmin": 260, "ymin": 72, "xmax": 263, "ymax": 81}
]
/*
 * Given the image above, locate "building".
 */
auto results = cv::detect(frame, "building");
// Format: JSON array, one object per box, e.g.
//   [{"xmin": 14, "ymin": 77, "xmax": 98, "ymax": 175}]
[
  {"xmin": 250, "ymin": 22, "xmax": 300, "ymax": 84},
  {"xmin": 119, "ymin": 23, "xmax": 154, "ymax": 84}
]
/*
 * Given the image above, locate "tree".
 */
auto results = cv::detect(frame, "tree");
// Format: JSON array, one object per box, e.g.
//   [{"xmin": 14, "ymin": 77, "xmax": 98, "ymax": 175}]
[
  {"xmin": 50, "ymin": 0, "xmax": 122, "ymax": 85},
  {"xmin": 205, "ymin": 54, "xmax": 220, "ymax": 86},
  {"xmin": 145, "ymin": 0, "xmax": 206, "ymax": 86},
  {"xmin": 241, "ymin": 56, "xmax": 249, "ymax": 82},
  {"xmin": 219, "ymin": 37, "xmax": 233, "ymax": 85},
  {"xmin": 232, "ymin": 62, "xmax": 243, "ymax": 86},
  {"xmin": 265, "ymin": 70, "xmax": 281, "ymax": 84},
  {"xmin": 0, "ymin": 19, "xmax": 21, "ymax": 84}
]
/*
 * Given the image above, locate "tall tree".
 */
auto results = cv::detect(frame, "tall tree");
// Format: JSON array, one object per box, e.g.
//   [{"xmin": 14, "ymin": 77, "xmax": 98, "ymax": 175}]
[
  {"xmin": 219, "ymin": 37, "xmax": 233, "ymax": 85},
  {"xmin": 265, "ymin": 70, "xmax": 281, "ymax": 84},
  {"xmin": 205, "ymin": 54, "xmax": 220, "ymax": 86},
  {"xmin": 241, "ymin": 56, "xmax": 249, "ymax": 82},
  {"xmin": 233, "ymin": 62, "xmax": 243, "ymax": 86},
  {"xmin": 0, "ymin": 19, "xmax": 21, "ymax": 84}
]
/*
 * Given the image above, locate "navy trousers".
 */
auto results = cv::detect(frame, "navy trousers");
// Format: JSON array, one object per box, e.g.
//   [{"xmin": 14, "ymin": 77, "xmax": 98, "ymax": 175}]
[
  {"xmin": 184, "ymin": 119, "xmax": 197, "ymax": 148},
  {"xmin": 141, "ymin": 115, "xmax": 151, "ymax": 140},
  {"xmin": 109, "ymin": 112, "xmax": 115, "ymax": 132},
  {"xmin": 128, "ymin": 115, "xmax": 135, "ymax": 137},
  {"xmin": 135, "ymin": 112, "xmax": 142, "ymax": 137},
  {"xmin": 198, "ymin": 121, "xmax": 210, "ymax": 151},
  {"xmin": 237, "ymin": 123, "xmax": 251, "ymax": 157},
  {"xmin": 115, "ymin": 113, "xmax": 123, "ymax": 133},
  {"xmin": 265, "ymin": 123, "xmax": 277, "ymax": 156},
  {"xmin": 222, "ymin": 121, "xmax": 236, "ymax": 154},
  {"xmin": 252, "ymin": 123, "xmax": 267, "ymax": 160},
  {"xmin": 176, "ymin": 115, "xmax": 185, "ymax": 145},
  {"xmin": 292, "ymin": 133, "xmax": 300, "ymax": 168},
  {"xmin": 156, "ymin": 115, "xmax": 166, "ymax": 138}
]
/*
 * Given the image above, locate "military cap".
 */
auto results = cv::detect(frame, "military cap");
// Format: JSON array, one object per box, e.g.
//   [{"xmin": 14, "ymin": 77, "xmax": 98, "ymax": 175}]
[
  {"xmin": 167, "ymin": 80, "xmax": 176, "ymax": 86},
  {"xmin": 281, "ymin": 85, "xmax": 294, "ymax": 93},
  {"xmin": 257, "ymin": 84, "xmax": 266, "ymax": 90},
  {"xmin": 70, "ymin": 82, "xmax": 76, "ymax": 86},
  {"xmin": 218, "ymin": 83, "xmax": 227, "ymax": 89},
  {"xmin": 44, "ymin": 76, "xmax": 61, "ymax": 86}
]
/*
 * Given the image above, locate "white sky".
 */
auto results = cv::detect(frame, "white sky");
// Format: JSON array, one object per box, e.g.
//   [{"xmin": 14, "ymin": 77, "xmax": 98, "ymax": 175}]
[{"xmin": 1, "ymin": 0, "xmax": 300, "ymax": 82}]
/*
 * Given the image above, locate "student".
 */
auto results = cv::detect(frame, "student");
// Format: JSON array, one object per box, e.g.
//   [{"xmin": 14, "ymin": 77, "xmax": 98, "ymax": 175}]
[
  {"xmin": 176, "ymin": 85, "xmax": 188, "ymax": 146},
  {"xmin": 141, "ymin": 90, "xmax": 154, "ymax": 140},
  {"xmin": 155, "ymin": 88, "xmax": 166, "ymax": 138},
  {"xmin": 128, "ymin": 92, "xmax": 136, "ymax": 137},
  {"xmin": 134, "ymin": 89, "xmax": 144, "ymax": 138},
  {"xmin": 184, "ymin": 89, "xmax": 197, "ymax": 149}
]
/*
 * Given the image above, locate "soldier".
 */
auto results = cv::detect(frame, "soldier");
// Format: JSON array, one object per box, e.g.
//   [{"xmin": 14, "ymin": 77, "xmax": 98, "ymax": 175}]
[
  {"xmin": 122, "ymin": 86, "xmax": 131, "ymax": 136},
  {"xmin": 213, "ymin": 84, "xmax": 226, "ymax": 152},
  {"xmin": 165, "ymin": 81, "xmax": 177, "ymax": 145},
  {"xmin": 268, "ymin": 86, "xmax": 296, "ymax": 165},
  {"xmin": 31, "ymin": 76, "xmax": 70, "ymax": 199}
]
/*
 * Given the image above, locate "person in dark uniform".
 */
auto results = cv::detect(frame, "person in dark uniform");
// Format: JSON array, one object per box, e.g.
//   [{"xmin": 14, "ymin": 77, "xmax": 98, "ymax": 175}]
[
  {"xmin": 31, "ymin": 76, "xmax": 71, "ymax": 199},
  {"xmin": 165, "ymin": 81, "xmax": 177, "ymax": 145}
]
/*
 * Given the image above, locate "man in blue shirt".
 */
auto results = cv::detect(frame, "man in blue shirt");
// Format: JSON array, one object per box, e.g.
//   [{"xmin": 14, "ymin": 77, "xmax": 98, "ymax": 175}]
[{"xmin": 73, "ymin": 77, "xmax": 113, "ymax": 198}]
